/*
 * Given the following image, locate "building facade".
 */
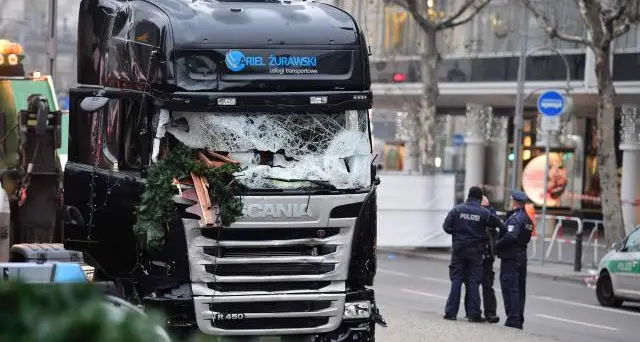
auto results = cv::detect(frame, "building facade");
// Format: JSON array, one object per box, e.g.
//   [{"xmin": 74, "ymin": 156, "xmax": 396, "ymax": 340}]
[
  {"xmin": 332, "ymin": 0, "xmax": 640, "ymax": 225},
  {"xmin": 0, "ymin": 0, "xmax": 79, "ymax": 104}
]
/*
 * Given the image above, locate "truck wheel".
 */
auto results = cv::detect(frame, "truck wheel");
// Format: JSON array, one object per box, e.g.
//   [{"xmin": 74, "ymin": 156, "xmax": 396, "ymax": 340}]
[{"xmin": 596, "ymin": 271, "xmax": 623, "ymax": 307}]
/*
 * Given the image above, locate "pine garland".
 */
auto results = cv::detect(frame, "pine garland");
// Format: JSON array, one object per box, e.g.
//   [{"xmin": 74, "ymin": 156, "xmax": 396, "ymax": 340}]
[{"xmin": 133, "ymin": 143, "xmax": 244, "ymax": 253}]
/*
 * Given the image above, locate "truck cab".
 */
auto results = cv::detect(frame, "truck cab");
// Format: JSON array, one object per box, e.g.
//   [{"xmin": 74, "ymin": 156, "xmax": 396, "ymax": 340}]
[{"xmin": 64, "ymin": 0, "xmax": 383, "ymax": 340}]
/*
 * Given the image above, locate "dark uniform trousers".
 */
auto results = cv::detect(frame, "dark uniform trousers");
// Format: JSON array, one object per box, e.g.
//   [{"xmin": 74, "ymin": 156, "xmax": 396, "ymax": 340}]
[
  {"xmin": 445, "ymin": 246, "xmax": 484, "ymax": 319},
  {"xmin": 464, "ymin": 256, "xmax": 497, "ymax": 317},
  {"xmin": 496, "ymin": 205, "xmax": 532, "ymax": 330},
  {"xmin": 500, "ymin": 253, "xmax": 527, "ymax": 328}
]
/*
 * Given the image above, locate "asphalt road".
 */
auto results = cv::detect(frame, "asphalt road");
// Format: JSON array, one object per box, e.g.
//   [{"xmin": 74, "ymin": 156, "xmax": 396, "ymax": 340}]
[{"xmin": 373, "ymin": 255, "xmax": 640, "ymax": 342}]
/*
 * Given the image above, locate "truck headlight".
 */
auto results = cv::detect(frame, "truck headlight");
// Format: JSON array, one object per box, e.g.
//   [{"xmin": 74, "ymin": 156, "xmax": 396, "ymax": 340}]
[{"xmin": 343, "ymin": 301, "xmax": 371, "ymax": 319}]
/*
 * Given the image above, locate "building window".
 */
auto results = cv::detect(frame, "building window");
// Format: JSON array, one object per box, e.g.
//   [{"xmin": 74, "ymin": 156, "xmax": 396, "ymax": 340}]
[
  {"xmin": 382, "ymin": 6, "xmax": 412, "ymax": 55},
  {"xmin": 615, "ymin": 24, "xmax": 640, "ymax": 52},
  {"xmin": 459, "ymin": 1, "xmax": 586, "ymax": 57}
]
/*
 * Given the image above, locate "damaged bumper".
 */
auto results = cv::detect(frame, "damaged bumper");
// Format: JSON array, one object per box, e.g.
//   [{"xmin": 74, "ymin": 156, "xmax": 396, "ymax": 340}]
[{"xmin": 145, "ymin": 288, "xmax": 385, "ymax": 341}]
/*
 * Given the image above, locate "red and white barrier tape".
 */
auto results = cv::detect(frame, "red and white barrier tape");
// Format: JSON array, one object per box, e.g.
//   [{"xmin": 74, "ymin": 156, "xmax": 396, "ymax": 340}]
[{"xmin": 478, "ymin": 183, "xmax": 640, "ymax": 206}]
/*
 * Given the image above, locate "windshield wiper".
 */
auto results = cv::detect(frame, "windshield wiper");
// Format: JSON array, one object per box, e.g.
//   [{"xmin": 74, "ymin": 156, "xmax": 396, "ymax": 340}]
[{"xmin": 263, "ymin": 177, "xmax": 337, "ymax": 190}]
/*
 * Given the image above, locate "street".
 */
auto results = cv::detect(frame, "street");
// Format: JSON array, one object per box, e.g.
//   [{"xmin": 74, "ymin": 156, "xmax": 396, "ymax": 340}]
[{"xmin": 373, "ymin": 255, "xmax": 640, "ymax": 342}]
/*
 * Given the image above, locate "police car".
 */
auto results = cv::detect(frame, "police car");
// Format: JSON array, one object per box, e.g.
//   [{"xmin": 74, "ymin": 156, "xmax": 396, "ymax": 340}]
[{"xmin": 595, "ymin": 226, "xmax": 640, "ymax": 307}]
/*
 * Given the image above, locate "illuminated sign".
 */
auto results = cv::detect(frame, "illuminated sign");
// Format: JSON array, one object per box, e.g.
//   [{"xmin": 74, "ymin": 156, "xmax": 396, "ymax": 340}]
[
  {"xmin": 521, "ymin": 152, "xmax": 573, "ymax": 207},
  {"xmin": 224, "ymin": 50, "xmax": 318, "ymax": 75}
]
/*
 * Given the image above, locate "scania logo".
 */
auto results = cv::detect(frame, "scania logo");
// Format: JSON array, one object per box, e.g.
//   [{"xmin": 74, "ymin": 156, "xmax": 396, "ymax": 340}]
[{"xmin": 243, "ymin": 203, "xmax": 313, "ymax": 218}]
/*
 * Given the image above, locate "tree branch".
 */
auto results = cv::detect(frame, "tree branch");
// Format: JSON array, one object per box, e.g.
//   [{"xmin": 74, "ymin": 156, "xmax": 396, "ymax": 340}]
[
  {"xmin": 403, "ymin": 0, "xmax": 435, "ymax": 32},
  {"xmin": 436, "ymin": 0, "xmax": 491, "ymax": 31},
  {"xmin": 611, "ymin": 0, "xmax": 640, "ymax": 38},
  {"xmin": 613, "ymin": 19, "xmax": 632, "ymax": 38},
  {"xmin": 603, "ymin": 0, "xmax": 630, "ymax": 25},
  {"xmin": 521, "ymin": 0, "xmax": 595, "ymax": 49}
]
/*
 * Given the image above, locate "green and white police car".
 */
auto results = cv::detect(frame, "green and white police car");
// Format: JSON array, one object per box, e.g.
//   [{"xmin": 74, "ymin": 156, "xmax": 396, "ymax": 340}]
[{"xmin": 595, "ymin": 226, "xmax": 640, "ymax": 307}]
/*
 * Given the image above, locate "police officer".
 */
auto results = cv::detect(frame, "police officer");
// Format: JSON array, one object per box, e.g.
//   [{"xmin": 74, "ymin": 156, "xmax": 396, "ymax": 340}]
[
  {"xmin": 463, "ymin": 195, "xmax": 500, "ymax": 324},
  {"xmin": 495, "ymin": 190, "xmax": 534, "ymax": 329},
  {"xmin": 442, "ymin": 187, "xmax": 504, "ymax": 322}
]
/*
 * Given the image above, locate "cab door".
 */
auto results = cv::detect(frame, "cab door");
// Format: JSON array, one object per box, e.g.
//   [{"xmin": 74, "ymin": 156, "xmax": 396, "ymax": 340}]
[
  {"xmin": 64, "ymin": 91, "xmax": 150, "ymax": 278},
  {"xmin": 612, "ymin": 228, "xmax": 640, "ymax": 299}
]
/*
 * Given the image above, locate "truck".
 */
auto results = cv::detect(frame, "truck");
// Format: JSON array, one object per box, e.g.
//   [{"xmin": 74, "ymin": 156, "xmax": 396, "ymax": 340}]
[
  {"xmin": 0, "ymin": 39, "xmax": 65, "ymax": 256},
  {"xmin": 62, "ymin": 0, "xmax": 385, "ymax": 340}
]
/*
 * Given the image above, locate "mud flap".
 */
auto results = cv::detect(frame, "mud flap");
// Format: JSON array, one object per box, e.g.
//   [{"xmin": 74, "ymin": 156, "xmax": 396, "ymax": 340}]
[{"xmin": 371, "ymin": 300, "xmax": 387, "ymax": 328}]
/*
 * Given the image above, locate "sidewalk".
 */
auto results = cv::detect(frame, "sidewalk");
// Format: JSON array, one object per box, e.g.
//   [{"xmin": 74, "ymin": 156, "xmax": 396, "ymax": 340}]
[{"xmin": 378, "ymin": 247, "xmax": 597, "ymax": 285}]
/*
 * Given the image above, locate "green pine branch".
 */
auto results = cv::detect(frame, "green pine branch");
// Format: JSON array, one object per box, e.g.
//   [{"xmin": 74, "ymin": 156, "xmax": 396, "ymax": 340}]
[{"xmin": 133, "ymin": 143, "xmax": 244, "ymax": 253}]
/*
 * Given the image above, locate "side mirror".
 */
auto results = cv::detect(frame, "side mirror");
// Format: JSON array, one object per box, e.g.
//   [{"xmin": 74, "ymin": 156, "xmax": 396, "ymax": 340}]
[{"xmin": 80, "ymin": 96, "xmax": 109, "ymax": 112}]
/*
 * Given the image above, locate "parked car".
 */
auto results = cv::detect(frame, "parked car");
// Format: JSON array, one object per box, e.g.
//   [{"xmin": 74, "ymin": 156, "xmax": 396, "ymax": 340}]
[{"xmin": 595, "ymin": 226, "xmax": 640, "ymax": 307}]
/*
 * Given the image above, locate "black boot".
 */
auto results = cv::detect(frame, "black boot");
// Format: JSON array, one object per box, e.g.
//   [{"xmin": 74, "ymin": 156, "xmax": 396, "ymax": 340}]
[
  {"xmin": 485, "ymin": 315, "xmax": 499, "ymax": 324},
  {"xmin": 467, "ymin": 316, "xmax": 485, "ymax": 323}
]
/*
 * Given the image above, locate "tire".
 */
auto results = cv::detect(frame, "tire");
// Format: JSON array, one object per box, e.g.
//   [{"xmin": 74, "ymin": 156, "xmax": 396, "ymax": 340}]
[{"xmin": 596, "ymin": 271, "xmax": 623, "ymax": 307}]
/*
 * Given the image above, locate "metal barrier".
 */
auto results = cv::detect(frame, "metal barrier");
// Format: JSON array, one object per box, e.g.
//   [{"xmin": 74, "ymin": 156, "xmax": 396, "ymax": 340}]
[
  {"xmin": 535, "ymin": 214, "xmax": 583, "ymax": 268},
  {"xmin": 582, "ymin": 219, "xmax": 604, "ymax": 269},
  {"xmin": 491, "ymin": 211, "xmax": 603, "ymax": 271}
]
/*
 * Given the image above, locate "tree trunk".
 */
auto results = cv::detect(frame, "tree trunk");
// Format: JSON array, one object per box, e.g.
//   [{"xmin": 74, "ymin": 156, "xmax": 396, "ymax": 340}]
[
  {"xmin": 417, "ymin": 29, "xmax": 440, "ymax": 175},
  {"xmin": 594, "ymin": 50, "xmax": 626, "ymax": 246}
]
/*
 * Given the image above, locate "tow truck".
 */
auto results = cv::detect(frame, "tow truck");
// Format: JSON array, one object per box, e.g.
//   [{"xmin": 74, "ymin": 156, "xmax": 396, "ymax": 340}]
[{"xmin": 0, "ymin": 39, "xmax": 64, "ymax": 258}]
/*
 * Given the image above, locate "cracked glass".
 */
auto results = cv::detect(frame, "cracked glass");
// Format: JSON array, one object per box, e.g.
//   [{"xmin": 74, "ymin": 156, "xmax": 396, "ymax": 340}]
[{"xmin": 166, "ymin": 110, "xmax": 373, "ymax": 190}]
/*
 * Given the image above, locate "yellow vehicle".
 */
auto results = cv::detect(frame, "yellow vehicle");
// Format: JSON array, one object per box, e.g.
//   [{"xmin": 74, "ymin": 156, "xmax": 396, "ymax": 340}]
[{"xmin": 0, "ymin": 39, "xmax": 64, "ymax": 248}]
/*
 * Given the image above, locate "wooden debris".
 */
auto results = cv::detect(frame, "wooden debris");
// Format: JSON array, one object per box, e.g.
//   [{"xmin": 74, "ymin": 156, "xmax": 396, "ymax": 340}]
[
  {"xmin": 190, "ymin": 172, "xmax": 215, "ymax": 227},
  {"xmin": 206, "ymin": 149, "xmax": 240, "ymax": 164},
  {"xmin": 169, "ymin": 149, "xmax": 234, "ymax": 228},
  {"xmin": 197, "ymin": 152, "xmax": 226, "ymax": 168}
]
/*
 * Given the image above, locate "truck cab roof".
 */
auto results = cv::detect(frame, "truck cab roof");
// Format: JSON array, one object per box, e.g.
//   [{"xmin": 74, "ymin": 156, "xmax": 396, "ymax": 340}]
[{"xmin": 154, "ymin": 0, "xmax": 361, "ymax": 48}]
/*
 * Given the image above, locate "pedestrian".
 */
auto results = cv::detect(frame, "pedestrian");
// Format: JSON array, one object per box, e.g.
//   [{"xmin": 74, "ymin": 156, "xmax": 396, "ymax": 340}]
[
  {"xmin": 463, "ymin": 195, "xmax": 500, "ymax": 324},
  {"xmin": 442, "ymin": 186, "xmax": 504, "ymax": 322},
  {"xmin": 495, "ymin": 190, "xmax": 535, "ymax": 330}
]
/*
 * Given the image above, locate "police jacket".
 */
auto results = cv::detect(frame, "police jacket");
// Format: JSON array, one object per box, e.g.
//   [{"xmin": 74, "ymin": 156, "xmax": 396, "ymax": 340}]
[
  {"xmin": 495, "ymin": 207, "xmax": 534, "ymax": 260},
  {"xmin": 442, "ymin": 199, "xmax": 504, "ymax": 250}
]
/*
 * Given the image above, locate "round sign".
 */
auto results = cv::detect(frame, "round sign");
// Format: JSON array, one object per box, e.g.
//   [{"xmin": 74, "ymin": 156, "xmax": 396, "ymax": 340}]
[
  {"xmin": 452, "ymin": 134, "xmax": 464, "ymax": 146},
  {"xmin": 537, "ymin": 90, "xmax": 565, "ymax": 117}
]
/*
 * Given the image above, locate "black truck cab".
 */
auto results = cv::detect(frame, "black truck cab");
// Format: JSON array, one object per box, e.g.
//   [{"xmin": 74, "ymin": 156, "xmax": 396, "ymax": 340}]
[{"xmin": 64, "ymin": 0, "xmax": 383, "ymax": 340}]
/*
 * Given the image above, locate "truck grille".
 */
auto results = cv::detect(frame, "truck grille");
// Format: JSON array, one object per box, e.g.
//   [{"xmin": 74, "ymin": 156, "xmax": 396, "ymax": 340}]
[
  {"xmin": 205, "ymin": 263, "xmax": 336, "ymax": 277},
  {"xmin": 203, "ymin": 245, "xmax": 338, "ymax": 258},
  {"xmin": 184, "ymin": 194, "xmax": 367, "ymax": 336},
  {"xmin": 193, "ymin": 294, "xmax": 345, "ymax": 336}
]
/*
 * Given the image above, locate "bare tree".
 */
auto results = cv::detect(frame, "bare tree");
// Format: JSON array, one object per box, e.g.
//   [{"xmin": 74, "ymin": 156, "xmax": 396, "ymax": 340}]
[
  {"xmin": 522, "ymin": 0, "xmax": 639, "ymax": 244},
  {"xmin": 386, "ymin": 0, "xmax": 491, "ymax": 174}
]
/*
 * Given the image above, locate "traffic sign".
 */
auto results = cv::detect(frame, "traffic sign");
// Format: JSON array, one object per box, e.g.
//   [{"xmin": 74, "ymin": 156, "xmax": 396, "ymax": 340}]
[
  {"xmin": 541, "ymin": 115, "xmax": 561, "ymax": 131},
  {"xmin": 537, "ymin": 90, "xmax": 565, "ymax": 117},
  {"xmin": 452, "ymin": 134, "xmax": 464, "ymax": 146}
]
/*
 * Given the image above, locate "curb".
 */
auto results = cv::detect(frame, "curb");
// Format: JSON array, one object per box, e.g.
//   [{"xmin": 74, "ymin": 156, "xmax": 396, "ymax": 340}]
[{"xmin": 377, "ymin": 248, "xmax": 591, "ymax": 286}]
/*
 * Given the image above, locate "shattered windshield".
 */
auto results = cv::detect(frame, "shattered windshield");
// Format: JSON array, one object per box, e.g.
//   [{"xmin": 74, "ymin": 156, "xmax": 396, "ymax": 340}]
[{"xmin": 166, "ymin": 110, "xmax": 373, "ymax": 190}]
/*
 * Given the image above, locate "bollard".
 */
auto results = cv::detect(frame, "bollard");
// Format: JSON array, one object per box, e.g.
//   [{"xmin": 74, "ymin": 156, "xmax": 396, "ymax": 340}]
[
  {"xmin": 0, "ymin": 187, "xmax": 10, "ymax": 262},
  {"xmin": 574, "ymin": 231, "xmax": 583, "ymax": 272}
]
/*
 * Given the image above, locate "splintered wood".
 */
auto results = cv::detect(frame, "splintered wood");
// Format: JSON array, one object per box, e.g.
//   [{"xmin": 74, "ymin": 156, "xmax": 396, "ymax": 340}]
[{"xmin": 171, "ymin": 150, "xmax": 239, "ymax": 228}]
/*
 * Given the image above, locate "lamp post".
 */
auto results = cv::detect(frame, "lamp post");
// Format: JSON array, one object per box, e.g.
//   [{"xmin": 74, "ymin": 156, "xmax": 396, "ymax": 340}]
[
  {"xmin": 510, "ymin": 5, "xmax": 529, "ymax": 192},
  {"xmin": 508, "ymin": 6, "xmax": 573, "ymax": 194},
  {"xmin": 47, "ymin": 0, "xmax": 57, "ymax": 78}
]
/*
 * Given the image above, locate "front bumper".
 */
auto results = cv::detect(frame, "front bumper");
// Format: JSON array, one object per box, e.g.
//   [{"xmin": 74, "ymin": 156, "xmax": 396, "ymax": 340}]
[{"xmin": 145, "ymin": 288, "xmax": 384, "ymax": 341}]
